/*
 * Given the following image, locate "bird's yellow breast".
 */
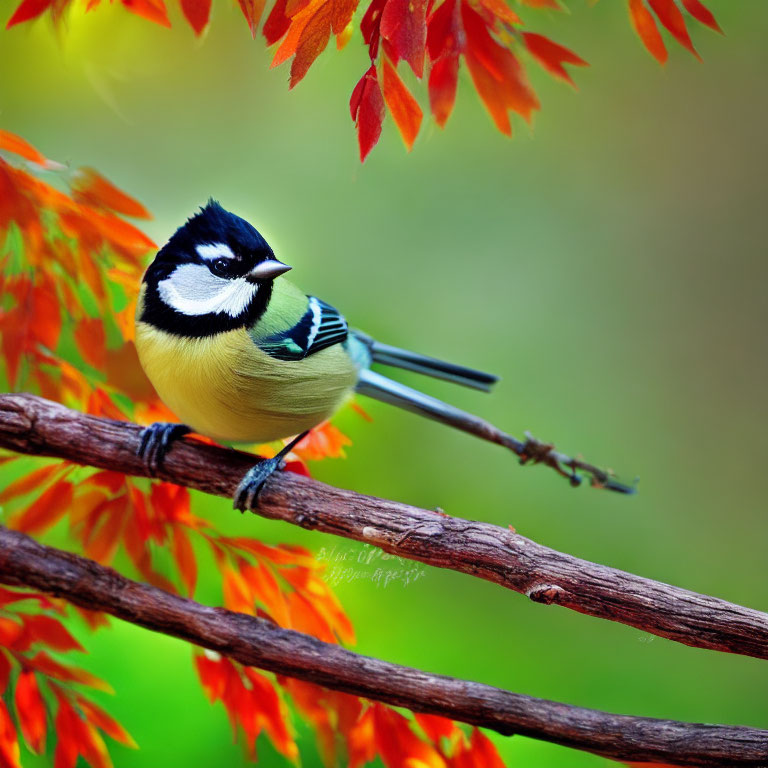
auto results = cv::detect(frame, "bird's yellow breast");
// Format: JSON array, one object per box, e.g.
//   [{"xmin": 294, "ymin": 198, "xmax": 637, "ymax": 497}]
[{"xmin": 134, "ymin": 293, "xmax": 359, "ymax": 443}]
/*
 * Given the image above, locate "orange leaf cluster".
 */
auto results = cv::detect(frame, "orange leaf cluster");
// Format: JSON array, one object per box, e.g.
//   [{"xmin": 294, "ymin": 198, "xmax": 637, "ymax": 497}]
[
  {"xmin": 0, "ymin": 587, "xmax": 135, "ymax": 768},
  {"xmin": 196, "ymin": 654, "xmax": 298, "ymax": 759},
  {"xmin": 274, "ymin": 686, "xmax": 508, "ymax": 768},
  {"xmin": 0, "ymin": 458, "xmax": 209, "ymax": 598},
  {"xmin": 628, "ymin": 0, "xmax": 721, "ymax": 65},
  {"xmin": 4, "ymin": 0, "xmax": 721, "ymax": 160},
  {"xmin": 0, "ymin": 131, "xmax": 156, "ymax": 419}
]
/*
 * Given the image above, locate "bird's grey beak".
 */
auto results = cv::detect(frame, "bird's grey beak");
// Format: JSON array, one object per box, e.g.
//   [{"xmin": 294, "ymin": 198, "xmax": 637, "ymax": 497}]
[{"xmin": 246, "ymin": 259, "xmax": 292, "ymax": 282}]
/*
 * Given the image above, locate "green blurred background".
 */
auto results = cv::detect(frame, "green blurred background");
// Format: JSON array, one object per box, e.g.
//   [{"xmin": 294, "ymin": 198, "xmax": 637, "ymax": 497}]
[{"xmin": 1, "ymin": 0, "xmax": 767, "ymax": 765}]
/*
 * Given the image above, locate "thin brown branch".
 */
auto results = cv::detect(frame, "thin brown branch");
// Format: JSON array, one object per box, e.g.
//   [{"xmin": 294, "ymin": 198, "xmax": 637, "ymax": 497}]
[
  {"xmin": 1, "ymin": 393, "xmax": 767, "ymax": 662},
  {"xmin": 0, "ymin": 526, "xmax": 765, "ymax": 767}
]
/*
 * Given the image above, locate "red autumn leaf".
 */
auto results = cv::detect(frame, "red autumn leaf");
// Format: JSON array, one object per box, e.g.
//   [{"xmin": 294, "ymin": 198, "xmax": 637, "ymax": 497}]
[
  {"xmin": 12, "ymin": 480, "xmax": 73, "ymax": 536},
  {"xmin": 81, "ymin": 207, "xmax": 156, "ymax": 253},
  {"xmin": 28, "ymin": 652, "xmax": 112, "ymax": 692},
  {"xmin": 414, "ymin": 712, "xmax": 458, "ymax": 744},
  {"xmin": 647, "ymin": 0, "xmax": 698, "ymax": 58},
  {"xmin": 225, "ymin": 538, "xmax": 316, "ymax": 566},
  {"xmin": 171, "ymin": 527, "xmax": 198, "ymax": 596},
  {"xmin": 426, "ymin": 0, "xmax": 461, "ymax": 127},
  {"xmin": 681, "ymin": 0, "xmax": 721, "ymax": 33},
  {"xmin": 381, "ymin": 58, "xmax": 423, "ymax": 150},
  {"xmin": 289, "ymin": 2, "xmax": 334, "ymax": 87},
  {"xmin": 85, "ymin": 471, "xmax": 127, "ymax": 495},
  {"xmin": 360, "ymin": 0, "xmax": 386, "ymax": 59},
  {"xmin": 282, "ymin": 457, "xmax": 310, "ymax": 477},
  {"xmin": 195, "ymin": 653, "xmax": 227, "ymax": 702},
  {"xmin": 461, "ymin": 1, "xmax": 539, "ymax": 133},
  {"xmin": 272, "ymin": 0, "xmax": 358, "ymax": 87},
  {"xmin": 77, "ymin": 698, "xmax": 137, "ymax": 748},
  {"xmin": 0, "ymin": 699, "xmax": 21, "ymax": 768},
  {"xmin": 468, "ymin": 727, "xmax": 505, "ymax": 768},
  {"xmin": 71, "ymin": 168, "xmax": 151, "ymax": 220},
  {"xmin": 242, "ymin": 668, "xmax": 298, "ymax": 758},
  {"xmin": 628, "ymin": 0, "xmax": 667, "ymax": 64},
  {"xmin": 120, "ymin": 0, "xmax": 170, "ymax": 27},
  {"xmin": 222, "ymin": 567, "xmax": 255, "ymax": 615},
  {"xmin": 371, "ymin": 703, "xmax": 444, "ymax": 768},
  {"xmin": 74, "ymin": 317, "xmax": 107, "ymax": 370},
  {"xmin": 263, "ymin": 0, "xmax": 291, "ymax": 44},
  {"xmin": 5, "ymin": 0, "xmax": 53, "ymax": 28},
  {"xmin": 180, "ymin": 0, "xmax": 211, "ymax": 34},
  {"xmin": 285, "ymin": 590, "xmax": 338, "ymax": 642},
  {"xmin": 0, "ymin": 618, "xmax": 23, "ymax": 651},
  {"xmin": 237, "ymin": 0, "xmax": 267, "ymax": 36},
  {"xmin": 0, "ymin": 463, "xmax": 62, "ymax": 504},
  {"xmin": 14, "ymin": 671, "xmax": 47, "ymax": 753},
  {"xmin": 477, "ymin": 0, "xmax": 520, "ymax": 26},
  {"xmin": 83, "ymin": 495, "xmax": 128, "ymax": 564},
  {"xmin": 350, "ymin": 65, "xmax": 385, "ymax": 161},
  {"xmin": 75, "ymin": 719, "xmax": 112, "ymax": 768},
  {"xmin": 21, "ymin": 614, "xmax": 84, "ymax": 653},
  {"xmin": 522, "ymin": 32, "xmax": 588, "ymax": 87},
  {"xmin": 241, "ymin": 562, "xmax": 290, "ymax": 626},
  {"xmin": 0, "ymin": 653, "xmax": 10, "ymax": 694},
  {"xmin": 292, "ymin": 420, "xmax": 352, "ymax": 460},
  {"xmin": 0, "ymin": 130, "xmax": 47, "ymax": 164},
  {"xmin": 380, "ymin": 0, "xmax": 427, "ymax": 77},
  {"xmin": 31, "ymin": 275, "xmax": 62, "ymax": 351},
  {"xmin": 52, "ymin": 696, "xmax": 80, "ymax": 768}
]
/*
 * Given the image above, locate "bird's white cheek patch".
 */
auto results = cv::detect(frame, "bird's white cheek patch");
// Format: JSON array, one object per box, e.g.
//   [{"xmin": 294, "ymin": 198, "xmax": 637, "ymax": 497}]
[{"xmin": 158, "ymin": 264, "xmax": 257, "ymax": 317}]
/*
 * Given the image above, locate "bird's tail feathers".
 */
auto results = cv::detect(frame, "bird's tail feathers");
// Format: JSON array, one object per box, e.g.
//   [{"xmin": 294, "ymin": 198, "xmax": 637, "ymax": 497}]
[
  {"xmin": 355, "ymin": 369, "xmax": 521, "ymax": 452},
  {"xmin": 352, "ymin": 332, "xmax": 498, "ymax": 393}
]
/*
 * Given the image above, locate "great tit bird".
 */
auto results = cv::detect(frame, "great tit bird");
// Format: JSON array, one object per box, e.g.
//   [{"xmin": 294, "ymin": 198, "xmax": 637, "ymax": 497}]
[{"xmin": 135, "ymin": 201, "xmax": 631, "ymax": 509}]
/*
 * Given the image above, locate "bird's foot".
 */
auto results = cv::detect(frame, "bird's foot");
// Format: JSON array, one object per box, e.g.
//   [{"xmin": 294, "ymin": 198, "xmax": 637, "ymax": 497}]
[
  {"xmin": 233, "ymin": 429, "xmax": 310, "ymax": 512},
  {"xmin": 137, "ymin": 422, "xmax": 191, "ymax": 476},
  {"xmin": 233, "ymin": 457, "xmax": 284, "ymax": 512}
]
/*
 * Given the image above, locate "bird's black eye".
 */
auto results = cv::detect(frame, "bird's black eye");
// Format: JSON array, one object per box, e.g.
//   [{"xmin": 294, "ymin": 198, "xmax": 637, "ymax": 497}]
[{"xmin": 210, "ymin": 258, "xmax": 231, "ymax": 278}]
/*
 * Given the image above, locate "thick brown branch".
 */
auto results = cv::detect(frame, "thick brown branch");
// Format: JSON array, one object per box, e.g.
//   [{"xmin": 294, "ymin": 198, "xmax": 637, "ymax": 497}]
[
  {"xmin": 1, "ymin": 393, "xmax": 767, "ymax": 662},
  {"xmin": 0, "ymin": 526, "xmax": 765, "ymax": 767}
]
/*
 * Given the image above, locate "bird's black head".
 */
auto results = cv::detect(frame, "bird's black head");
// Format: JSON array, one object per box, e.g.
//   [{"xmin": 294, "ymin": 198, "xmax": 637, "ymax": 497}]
[{"xmin": 139, "ymin": 200, "xmax": 291, "ymax": 337}]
